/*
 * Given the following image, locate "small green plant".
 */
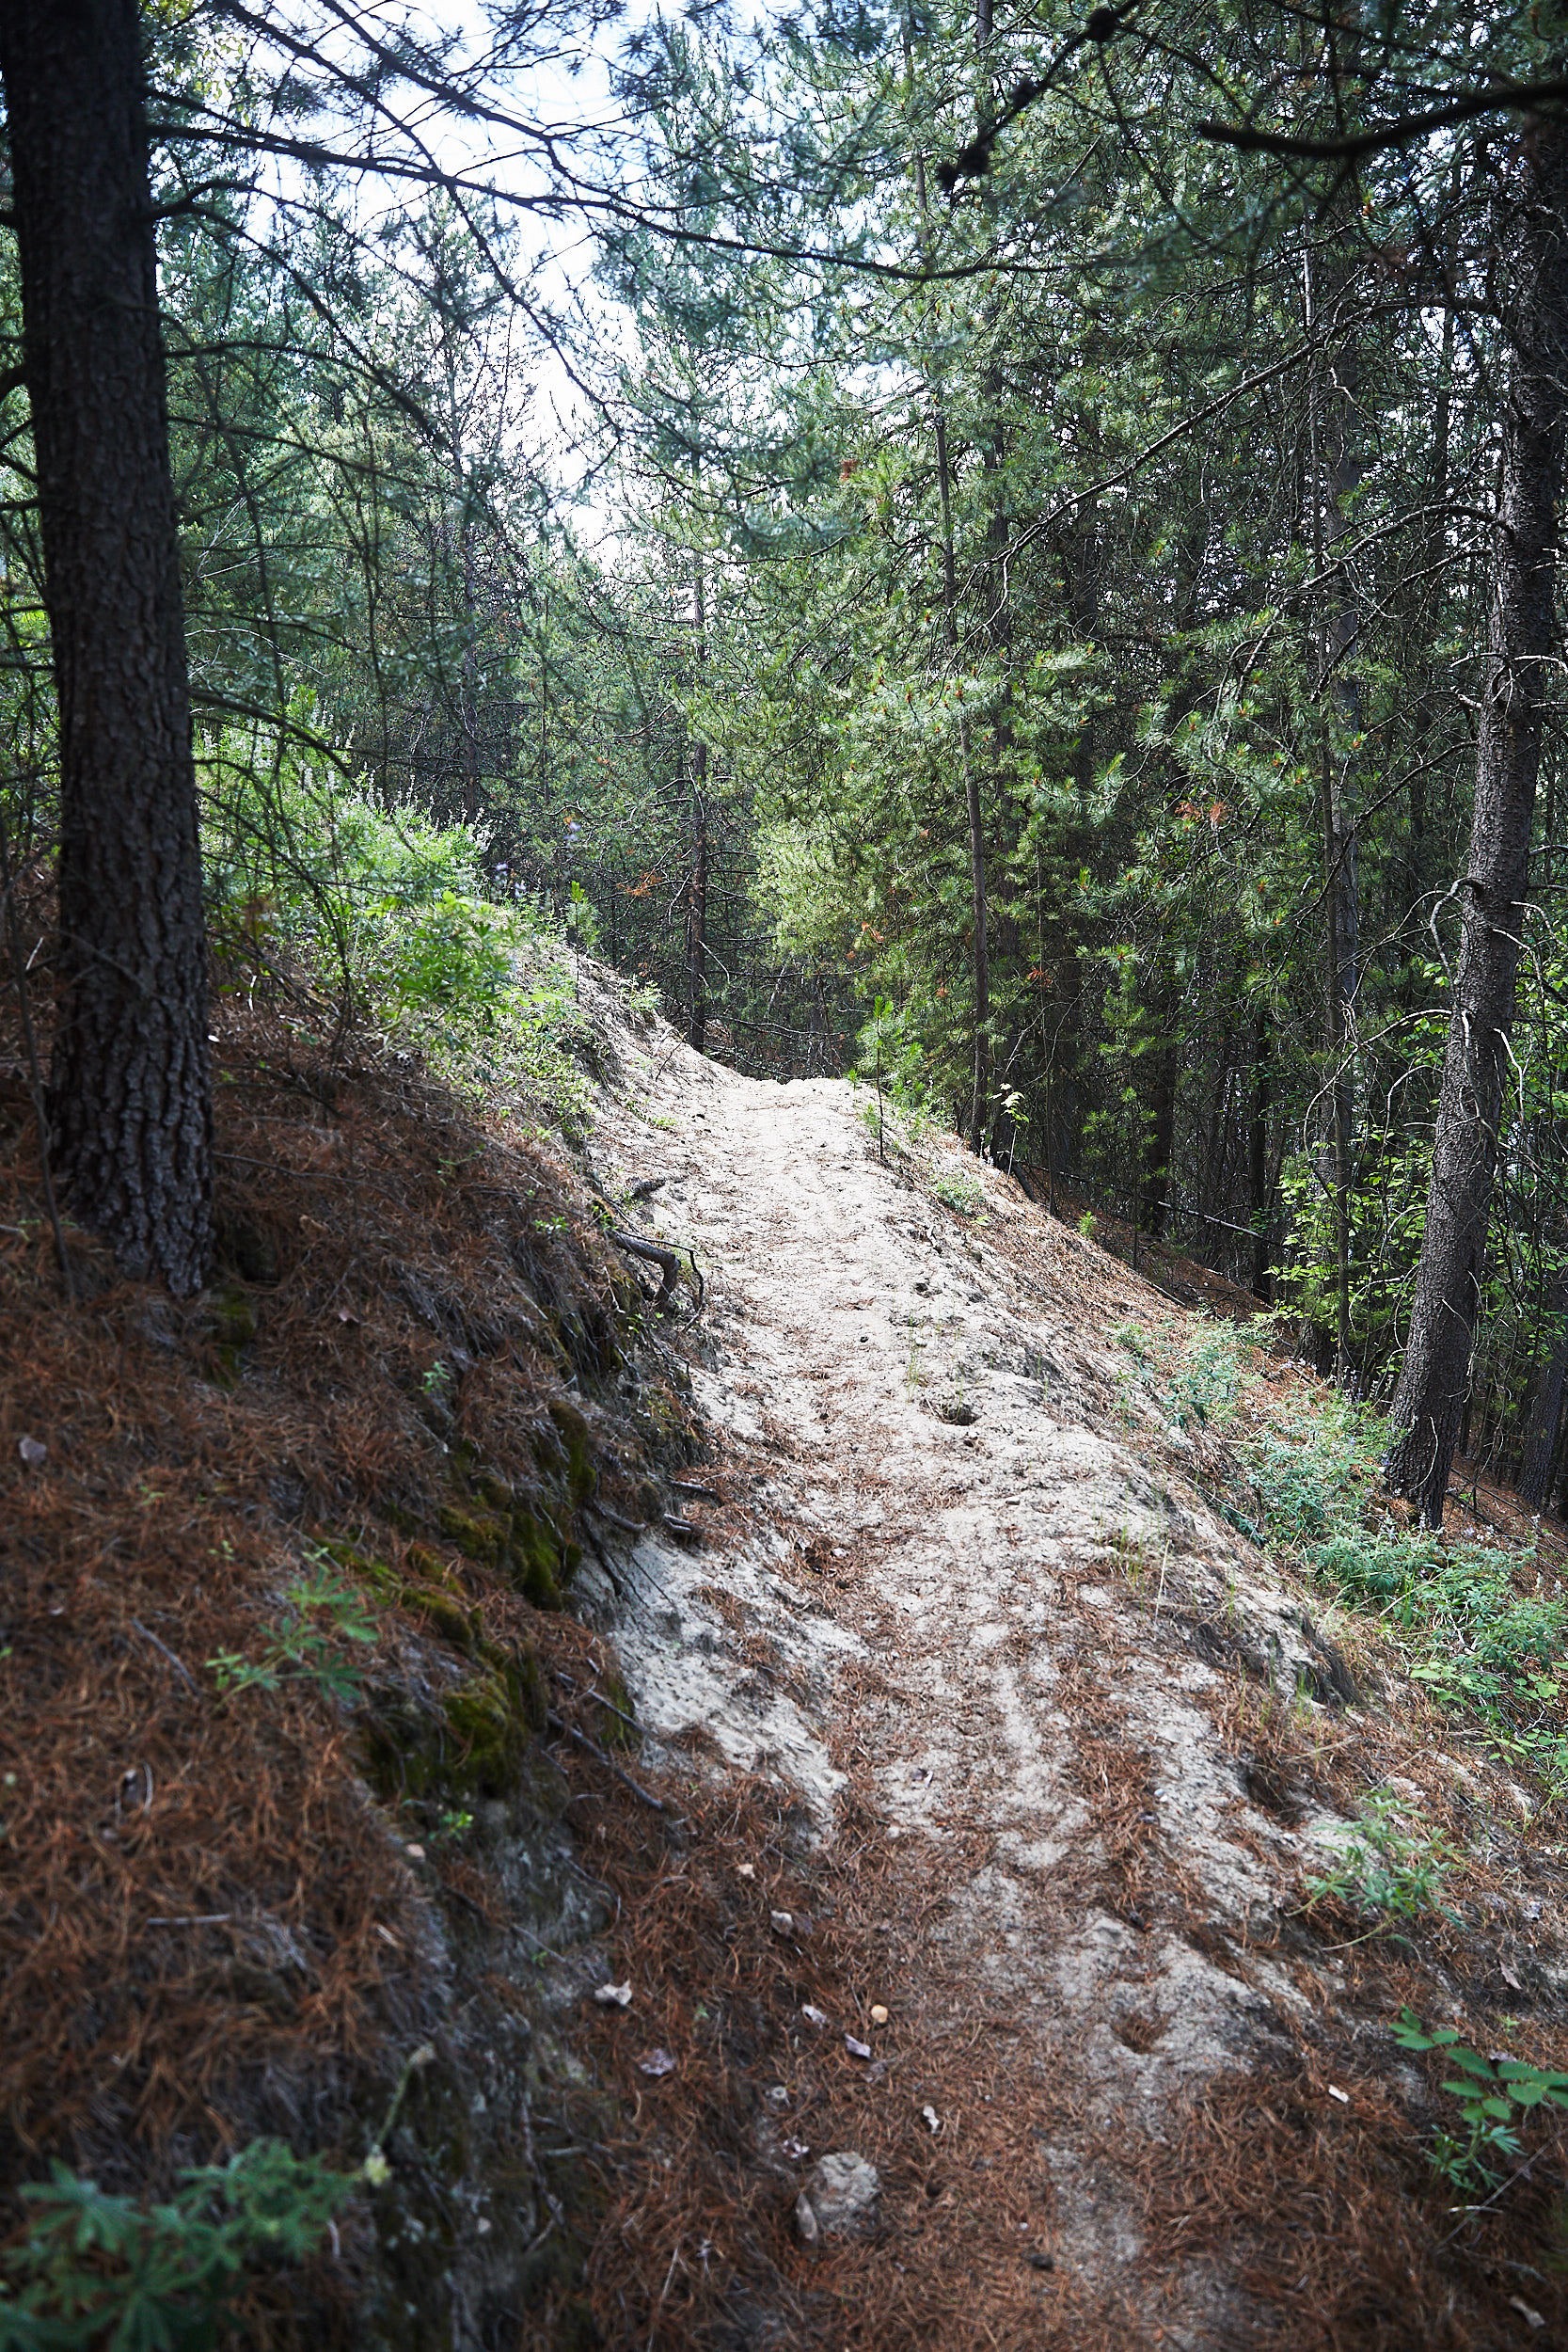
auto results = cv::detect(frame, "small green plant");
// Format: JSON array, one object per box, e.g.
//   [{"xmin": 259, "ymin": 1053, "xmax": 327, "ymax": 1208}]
[
  {"xmin": 933, "ymin": 1170, "xmax": 985, "ymax": 1218},
  {"xmin": 433, "ymin": 1806, "xmax": 474, "ymax": 1844},
  {"xmin": 1169, "ymin": 1323, "xmax": 1248, "ymax": 1433},
  {"xmin": 1390, "ymin": 2010, "xmax": 1568, "ymax": 2189},
  {"xmin": 1077, "ymin": 1210, "xmax": 1098, "ymax": 1240},
  {"xmin": 1111, "ymin": 1321, "xmax": 1148, "ymax": 1363},
  {"xmin": 0, "ymin": 2138, "xmax": 360, "ymax": 2351},
  {"xmin": 1304, "ymin": 1788, "xmax": 1457, "ymax": 1929},
  {"xmin": 208, "ymin": 1558, "xmax": 377, "ymax": 1706}
]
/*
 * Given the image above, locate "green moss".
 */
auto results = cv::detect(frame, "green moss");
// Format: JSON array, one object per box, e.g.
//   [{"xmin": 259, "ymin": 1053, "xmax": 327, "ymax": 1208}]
[
  {"xmin": 547, "ymin": 1400, "xmax": 596, "ymax": 1506},
  {"xmin": 509, "ymin": 1504, "xmax": 580, "ymax": 1610},
  {"xmin": 319, "ymin": 1539, "xmax": 397, "ymax": 1595},
  {"xmin": 593, "ymin": 1669, "xmax": 641, "ymax": 1753},
  {"xmin": 360, "ymin": 1648, "xmax": 546, "ymax": 1803},
  {"xmin": 404, "ymin": 1582, "xmax": 476, "ymax": 1647},
  {"xmin": 443, "ymin": 1664, "xmax": 531, "ymax": 1794},
  {"xmin": 316, "ymin": 1538, "xmax": 474, "ymax": 1647},
  {"xmin": 437, "ymin": 1504, "xmax": 509, "ymax": 1568},
  {"xmin": 404, "ymin": 1543, "xmax": 457, "ymax": 1586}
]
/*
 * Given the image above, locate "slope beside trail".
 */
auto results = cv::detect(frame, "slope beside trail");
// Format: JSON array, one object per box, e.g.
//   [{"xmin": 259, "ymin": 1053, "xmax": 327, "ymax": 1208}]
[{"xmin": 574, "ymin": 1004, "xmax": 1568, "ymax": 2350}]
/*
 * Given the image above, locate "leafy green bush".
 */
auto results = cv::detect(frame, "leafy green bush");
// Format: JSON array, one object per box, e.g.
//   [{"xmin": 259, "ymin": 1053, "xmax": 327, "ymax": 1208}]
[
  {"xmin": 1169, "ymin": 1350, "xmax": 1568, "ymax": 1783},
  {"xmin": 932, "ymin": 1169, "xmax": 985, "ymax": 1218},
  {"xmin": 1391, "ymin": 2010, "xmax": 1568, "ymax": 2189},
  {"xmin": 200, "ymin": 721, "xmax": 594, "ymax": 1132},
  {"xmin": 1168, "ymin": 1324, "xmax": 1247, "ymax": 1432},
  {"xmin": 0, "ymin": 2141, "xmax": 357, "ymax": 2350},
  {"xmin": 359, "ymin": 891, "xmax": 513, "ymax": 1027},
  {"xmin": 1245, "ymin": 1391, "xmax": 1382, "ymax": 1547}
]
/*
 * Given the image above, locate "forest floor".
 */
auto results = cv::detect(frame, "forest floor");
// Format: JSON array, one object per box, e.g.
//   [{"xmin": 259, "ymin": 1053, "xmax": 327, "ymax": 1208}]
[
  {"xmin": 569, "ymin": 988, "xmax": 1568, "ymax": 2351},
  {"xmin": 7, "ymin": 953, "xmax": 1568, "ymax": 2351}
]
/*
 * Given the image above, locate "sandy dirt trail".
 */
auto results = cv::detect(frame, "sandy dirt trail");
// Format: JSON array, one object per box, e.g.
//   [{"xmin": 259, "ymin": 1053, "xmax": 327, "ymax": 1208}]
[{"xmin": 582, "ymin": 1021, "xmax": 1439, "ymax": 2343}]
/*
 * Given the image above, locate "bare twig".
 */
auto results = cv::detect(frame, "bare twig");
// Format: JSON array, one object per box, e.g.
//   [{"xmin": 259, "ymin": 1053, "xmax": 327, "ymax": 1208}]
[
  {"xmin": 546, "ymin": 1710, "xmax": 668, "ymax": 1812},
  {"xmin": 131, "ymin": 1617, "xmax": 199, "ymax": 1692}
]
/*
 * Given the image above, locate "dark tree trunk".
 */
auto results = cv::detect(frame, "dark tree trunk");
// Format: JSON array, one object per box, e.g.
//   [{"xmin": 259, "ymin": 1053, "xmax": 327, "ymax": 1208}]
[
  {"xmin": 1387, "ymin": 116, "xmax": 1568, "ymax": 1526},
  {"xmin": 0, "ymin": 0, "xmax": 211, "ymax": 1293},
  {"xmin": 1520, "ymin": 1262, "xmax": 1568, "ymax": 1509},
  {"xmin": 1141, "ymin": 1040, "xmax": 1177, "ymax": 1239},
  {"xmin": 932, "ymin": 399, "xmax": 989, "ymax": 1152},
  {"xmin": 905, "ymin": 59, "xmax": 989, "ymax": 1152},
  {"xmin": 686, "ymin": 771, "xmax": 708, "ymax": 1055},
  {"xmin": 1304, "ymin": 243, "xmax": 1364, "ymax": 1387},
  {"xmin": 1250, "ymin": 1007, "xmax": 1272, "ymax": 1299}
]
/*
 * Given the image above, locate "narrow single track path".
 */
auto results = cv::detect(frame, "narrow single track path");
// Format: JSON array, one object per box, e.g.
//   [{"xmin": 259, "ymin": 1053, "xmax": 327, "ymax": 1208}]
[{"xmin": 578, "ymin": 1008, "xmax": 1565, "ymax": 2347}]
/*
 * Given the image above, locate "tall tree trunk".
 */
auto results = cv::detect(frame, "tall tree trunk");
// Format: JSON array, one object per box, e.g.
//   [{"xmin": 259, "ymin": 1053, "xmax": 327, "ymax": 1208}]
[
  {"xmin": 1305, "ymin": 242, "xmax": 1363, "ymax": 1385},
  {"xmin": 0, "ymin": 0, "xmax": 212, "ymax": 1294},
  {"xmin": 686, "ymin": 775, "xmax": 708, "ymax": 1055},
  {"xmin": 1250, "ymin": 1007, "xmax": 1272, "ymax": 1299},
  {"xmin": 1141, "ymin": 1035, "xmax": 1177, "ymax": 1238},
  {"xmin": 1387, "ymin": 115, "xmax": 1568, "ymax": 1527},
  {"xmin": 931, "ymin": 358, "xmax": 988, "ymax": 1153},
  {"xmin": 1516, "ymin": 1272, "xmax": 1568, "ymax": 1508}
]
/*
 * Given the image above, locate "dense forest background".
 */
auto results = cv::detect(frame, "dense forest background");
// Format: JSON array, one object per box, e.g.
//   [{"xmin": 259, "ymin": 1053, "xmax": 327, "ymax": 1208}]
[{"xmin": 4, "ymin": 0, "xmax": 1567, "ymax": 1511}]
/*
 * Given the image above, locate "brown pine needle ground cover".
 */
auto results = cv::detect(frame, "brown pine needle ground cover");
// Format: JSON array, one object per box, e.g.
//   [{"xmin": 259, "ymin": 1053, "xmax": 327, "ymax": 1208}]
[{"xmin": 0, "ymin": 971, "xmax": 716, "ymax": 2343}]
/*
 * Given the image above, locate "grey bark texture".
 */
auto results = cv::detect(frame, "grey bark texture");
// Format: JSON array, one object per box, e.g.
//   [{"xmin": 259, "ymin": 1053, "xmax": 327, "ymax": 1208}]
[
  {"xmin": 1386, "ymin": 114, "xmax": 1568, "ymax": 1525},
  {"xmin": 0, "ymin": 0, "xmax": 213, "ymax": 1294}
]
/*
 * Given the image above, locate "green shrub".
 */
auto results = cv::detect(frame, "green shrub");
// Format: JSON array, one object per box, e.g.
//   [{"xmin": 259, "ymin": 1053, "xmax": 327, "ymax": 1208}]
[
  {"xmin": 1168, "ymin": 1323, "xmax": 1248, "ymax": 1432},
  {"xmin": 201, "ymin": 722, "xmax": 594, "ymax": 1131},
  {"xmin": 208, "ymin": 1555, "xmax": 377, "ymax": 1707},
  {"xmin": 1304, "ymin": 1788, "xmax": 1457, "ymax": 1929},
  {"xmin": 0, "ymin": 2141, "xmax": 357, "ymax": 2351},
  {"xmin": 1391, "ymin": 2011, "xmax": 1568, "ymax": 2189},
  {"xmin": 933, "ymin": 1170, "xmax": 985, "ymax": 1218},
  {"xmin": 1176, "ymin": 1354, "xmax": 1568, "ymax": 1783}
]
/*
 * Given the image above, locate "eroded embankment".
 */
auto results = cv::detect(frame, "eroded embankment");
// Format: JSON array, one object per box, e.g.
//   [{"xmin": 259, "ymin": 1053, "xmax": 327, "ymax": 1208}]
[
  {"xmin": 568, "ymin": 1003, "xmax": 1568, "ymax": 2351},
  {"xmin": 0, "ymin": 979, "xmax": 714, "ymax": 2351}
]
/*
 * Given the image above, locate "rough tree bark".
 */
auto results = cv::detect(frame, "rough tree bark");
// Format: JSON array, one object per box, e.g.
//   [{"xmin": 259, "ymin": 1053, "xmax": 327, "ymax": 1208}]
[
  {"xmin": 0, "ymin": 0, "xmax": 212, "ymax": 1293},
  {"xmin": 1305, "ymin": 242, "xmax": 1364, "ymax": 1386},
  {"xmin": 1386, "ymin": 113, "xmax": 1568, "ymax": 1525}
]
